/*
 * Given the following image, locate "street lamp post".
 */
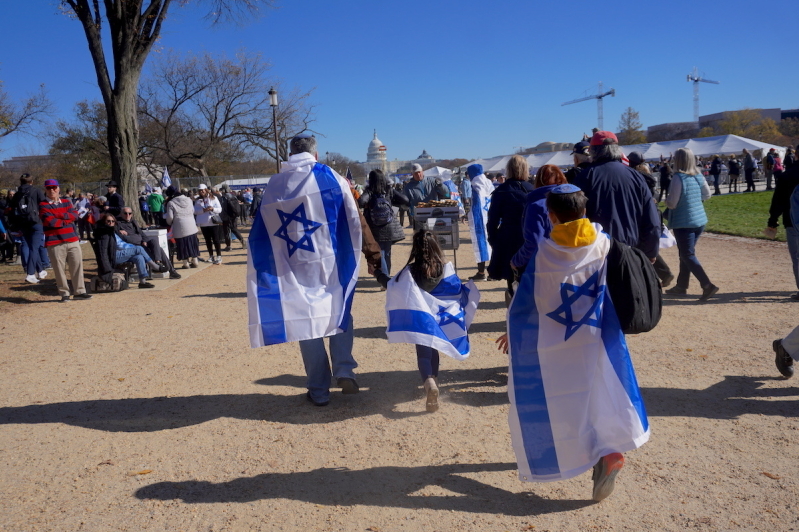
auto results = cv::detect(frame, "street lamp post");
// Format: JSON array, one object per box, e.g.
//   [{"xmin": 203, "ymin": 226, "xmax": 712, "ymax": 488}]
[{"xmin": 269, "ymin": 87, "xmax": 279, "ymax": 174}]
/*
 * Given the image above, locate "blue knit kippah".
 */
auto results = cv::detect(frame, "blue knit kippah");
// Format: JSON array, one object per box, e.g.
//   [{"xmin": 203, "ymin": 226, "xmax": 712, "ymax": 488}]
[{"xmin": 551, "ymin": 184, "xmax": 581, "ymax": 194}]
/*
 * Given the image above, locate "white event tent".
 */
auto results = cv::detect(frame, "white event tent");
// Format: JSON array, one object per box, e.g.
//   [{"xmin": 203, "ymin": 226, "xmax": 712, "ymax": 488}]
[{"xmin": 460, "ymin": 135, "xmax": 785, "ymax": 174}]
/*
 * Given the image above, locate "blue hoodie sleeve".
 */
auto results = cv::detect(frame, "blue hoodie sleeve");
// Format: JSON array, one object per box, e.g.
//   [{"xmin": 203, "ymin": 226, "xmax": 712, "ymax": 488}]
[{"xmin": 511, "ymin": 196, "xmax": 551, "ymax": 268}]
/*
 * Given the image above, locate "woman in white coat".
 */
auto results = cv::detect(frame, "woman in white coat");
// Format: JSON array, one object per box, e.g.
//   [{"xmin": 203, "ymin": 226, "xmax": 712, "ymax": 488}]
[{"xmin": 194, "ymin": 184, "xmax": 224, "ymax": 264}]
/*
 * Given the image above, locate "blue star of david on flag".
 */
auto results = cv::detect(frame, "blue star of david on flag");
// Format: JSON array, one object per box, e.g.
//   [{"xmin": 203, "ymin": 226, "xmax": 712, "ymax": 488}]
[
  {"xmin": 483, "ymin": 197, "xmax": 491, "ymax": 212},
  {"xmin": 274, "ymin": 203, "xmax": 322, "ymax": 257},
  {"xmin": 437, "ymin": 305, "xmax": 466, "ymax": 330},
  {"xmin": 546, "ymin": 270, "xmax": 604, "ymax": 341}
]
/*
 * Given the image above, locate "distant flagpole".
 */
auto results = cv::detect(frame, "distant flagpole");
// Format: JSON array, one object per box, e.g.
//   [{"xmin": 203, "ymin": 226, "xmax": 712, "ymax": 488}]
[
  {"xmin": 161, "ymin": 167, "xmax": 172, "ymax": 189},
  {"xmin": 345, "ymin": 167, "xmax": 353, "ymax": 183}
]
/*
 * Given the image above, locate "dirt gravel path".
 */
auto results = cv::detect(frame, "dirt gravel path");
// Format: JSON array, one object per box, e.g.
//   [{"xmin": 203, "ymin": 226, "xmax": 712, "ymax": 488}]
[{"xmin": 1, "ymin": 227, "xmax": 798, "ymax": 531}]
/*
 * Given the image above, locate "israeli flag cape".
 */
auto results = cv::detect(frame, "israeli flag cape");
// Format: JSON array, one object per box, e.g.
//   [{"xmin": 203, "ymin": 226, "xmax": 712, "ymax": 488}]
[
  {"xmin": 161, "ymin": 167, "xmax": 172, "ymax": 189},
  {"xmin": 507, "ymin": 223, "xmax": 649, "ymax": 483},
  {"xmin": 247, "ymin": 153, "xmax": 362, "ymax": 348},
  {"xmin": 385, "ymin": 263, "xmax": 480, "ymax": 360},
  {"xmin": 468, "ymin": 173, "xmax": 493, "ymax": 263}
]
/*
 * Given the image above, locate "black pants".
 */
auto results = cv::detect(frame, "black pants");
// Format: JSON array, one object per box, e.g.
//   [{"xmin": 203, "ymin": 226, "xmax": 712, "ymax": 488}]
[
  {"xmin": 223, "ymin": 217, "xmax": 244, "ymax": 247},
  {"xmin": 200, "ymin": 225, "xmax": 223, "ymax": 257},
  {"xmin": 143, "ymin": 236, "xmax": 174, "ymax": 272},
  {"xmin": 744, "ymin": 168, "xmax": 755, "ymax": 191},
  {"xmin": 653, "ymin": 254, "xmax": 672, "ymax": 282},
  {"xmin": 728, "ymin": 175, "xmax": 739, "ymax": 193}
]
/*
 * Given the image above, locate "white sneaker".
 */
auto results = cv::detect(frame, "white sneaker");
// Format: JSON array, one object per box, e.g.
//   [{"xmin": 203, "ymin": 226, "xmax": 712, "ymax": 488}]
[
  {"xmin": 215, "ymin": 255, "xmax": 222, "ymax": 265},
  {"xmin": 38, "ymin": 270, "xmax": 48, "ymax": 279},
  {"xmin": 25, "ymin": 274, "xmax": 39, "ymax": 284},
  {"xmin": 424, "ymin": 377, "xmax": 439, "ymax": 413}
]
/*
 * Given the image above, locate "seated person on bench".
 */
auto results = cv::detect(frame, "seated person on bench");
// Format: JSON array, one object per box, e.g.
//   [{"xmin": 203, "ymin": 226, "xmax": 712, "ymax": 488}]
[
  {"xmin": 115, "ymin": 207, "xmax": 180, "ymax": 279},
  {"xmin": 94, "ymin": 213, "xmax": 166, "ymax": 289}
]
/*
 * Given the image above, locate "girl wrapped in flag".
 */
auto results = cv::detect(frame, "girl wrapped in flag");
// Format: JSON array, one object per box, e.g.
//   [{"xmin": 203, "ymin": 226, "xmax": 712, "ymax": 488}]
[
  {"xmin": 385, "ymin": 230, "xmax": 480, "ymax": 412},
  {"xmin": 499, "ymin": 184, "xmax": 649, "ymax": 502}
]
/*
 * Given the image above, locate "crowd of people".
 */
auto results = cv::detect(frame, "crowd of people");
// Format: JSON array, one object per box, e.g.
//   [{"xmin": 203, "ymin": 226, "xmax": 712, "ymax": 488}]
[
  {"xmin": 4, "ymin": 130, "xmax": 799, "ymax": 503},
  {"xmin": 0, "ymin": 175, "xmax": 257, "ymax": 300}
]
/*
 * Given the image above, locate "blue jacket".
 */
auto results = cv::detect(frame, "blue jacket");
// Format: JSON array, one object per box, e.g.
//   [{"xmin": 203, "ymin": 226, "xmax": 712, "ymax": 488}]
[
  {"xmin": 572, "ymin": 160, "xmax": 661, "ymax": 259},
  {"xmin": 459, "ymin": 178, "xmax": 472, "ymax": 200},
  {"xmin": 511, "ymin": 184, "xmax": 558, "ymax": 268},
  {"xmin": 666, "ymin": 172, "xmax": 709, "ymax": 229}
]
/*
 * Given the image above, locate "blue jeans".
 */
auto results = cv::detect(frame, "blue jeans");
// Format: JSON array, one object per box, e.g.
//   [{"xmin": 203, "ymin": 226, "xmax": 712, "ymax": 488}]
[
  {"xmin": 20, "ymin": 224, "xmax": 49, "ymax": 275},
  {"xmin": 786, "ymin": 227, "xmax": 799, "ymax": 290},
  {"xmin": 673, "ymin": 226, "xmax": 712, "ymax": 289},
  {"xmin": 379, "ymin": 241, "xmax": 393, "ymax": 275},
  {"xmin": 299, "ymin": 323, "xmax": 357, "ymax": 403},
  {"xmin": 116, "ymin": 245, "xmax": 152, "ymax": 279},
  {"xmin": 415, "ymin": 345, "xmax": 439, "ymax": 381}
]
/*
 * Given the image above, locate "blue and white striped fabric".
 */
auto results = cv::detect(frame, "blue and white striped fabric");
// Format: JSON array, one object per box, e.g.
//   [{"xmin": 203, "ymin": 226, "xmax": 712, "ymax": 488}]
[
  {"xmin": 247, "ymin": 153, "xmax": 362, "ymax": 348},
  {"xmin": 144, "ymin": 181, "xmax": 153, "ymax": 194},
  {"xmin": 442, "ymin": 179, "xmax": 465, "ymax": 216},
  {"xmin": 468, "ymin": 174, "xmax": 493, "ymax": 263},
  {"xmin": 385, "ymin": 263, "xmax": 480, "ymax": 360},
  {"xmin": 161, "ymin": 167, "xmax": 172, "ymax": 189},
  {"xmin": 507, "ymin": 225, "xmax": 649, "ymax": 483}
]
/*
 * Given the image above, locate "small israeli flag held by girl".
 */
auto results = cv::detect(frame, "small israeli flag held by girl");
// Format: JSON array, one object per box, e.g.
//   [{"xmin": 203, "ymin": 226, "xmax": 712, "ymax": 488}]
[
  {"xmin": 161, "ymin": 167, "xmax": 172, "ymax": 189},
  {"xmin": 507, "ymin": 227, "xmax": 649, "ymax": 482},
  {"xmin": 247, "ymin": 154, "xmax": 362, "ymax": 348},
  {"xmin": 385, "ymin": 263, "xmax": 480, "ymax": 360}
]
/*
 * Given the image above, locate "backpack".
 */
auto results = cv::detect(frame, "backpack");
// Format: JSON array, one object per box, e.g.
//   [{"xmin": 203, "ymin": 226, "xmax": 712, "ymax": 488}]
[
  {"xmin": 774, "ymin": 157, "xmax": 784, "ymax": 173},
  {"xmin": 605, "ymin": 239, "xmax": 662, "ymax": 334},
  {"xmin": 223, "ymin": 193, "xmax": 240, "ymax": 218},
  {"xmin": 368, "ymin": 192, "xmax": 394, "ymax": 226},
  {"xmin": 10, "ymin": 188, "xmax": 40, "ymax": 229},
  {"xmin": 89, "ymin": 272, "xmax": 129, "ymax": 293}
]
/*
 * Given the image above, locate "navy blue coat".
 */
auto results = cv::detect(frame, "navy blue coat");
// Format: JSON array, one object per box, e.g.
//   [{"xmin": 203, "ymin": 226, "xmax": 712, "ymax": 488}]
[
  {"xmin": 486, "ymin": 179, "xmax": 535, "ymax": 280},
  {"xmin": 572, "ymin": 160, "xmax": 660, "ymax": 259},
  {"xmin": 510, "ymin": 184, "xmax": 558, "ymax": 269}
]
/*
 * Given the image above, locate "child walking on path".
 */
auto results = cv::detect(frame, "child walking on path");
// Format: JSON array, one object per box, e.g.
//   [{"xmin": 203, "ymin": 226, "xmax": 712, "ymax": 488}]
[
  {"xmin": 500, "ymin": 184, "xmax": 649, "ymax": 502},
  {"xmin": 385, "ymin": 230, "xmax": 480, "ymax": 412}
]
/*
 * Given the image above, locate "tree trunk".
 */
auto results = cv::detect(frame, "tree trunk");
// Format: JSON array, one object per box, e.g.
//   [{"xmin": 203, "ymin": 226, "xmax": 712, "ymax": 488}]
[{"xmin": 107, "ymin": 75, "xmax": 143, "ymax": 225}]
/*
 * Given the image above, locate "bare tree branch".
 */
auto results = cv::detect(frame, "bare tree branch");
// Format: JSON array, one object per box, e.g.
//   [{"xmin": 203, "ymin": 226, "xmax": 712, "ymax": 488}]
[{"xmin": 0, "ymin": 82, "xmax": 54, "ymax": 140}]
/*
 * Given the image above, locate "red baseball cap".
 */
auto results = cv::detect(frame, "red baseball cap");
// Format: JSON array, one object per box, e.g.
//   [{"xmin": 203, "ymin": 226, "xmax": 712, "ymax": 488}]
[
  {"xmin": 589, "ymin": 131, "xmax": 618, "ymax": 146},
  {"xmin": 43, "ymin": 179, "xmax": 59, "ymax": 187}
]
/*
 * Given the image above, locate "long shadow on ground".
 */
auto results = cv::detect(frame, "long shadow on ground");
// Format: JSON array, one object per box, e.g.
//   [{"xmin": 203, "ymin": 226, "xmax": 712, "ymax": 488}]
[
  {"xmin": 663, "ymin": 290, "xmax": 794, "ymax": 305},
  {"xmin": 134, "ymin": 461, "xmax": 593, "ymax": 515},
  {"xmin": 0, "ymin": 367, "xmax": 507, "ymax": 432}
]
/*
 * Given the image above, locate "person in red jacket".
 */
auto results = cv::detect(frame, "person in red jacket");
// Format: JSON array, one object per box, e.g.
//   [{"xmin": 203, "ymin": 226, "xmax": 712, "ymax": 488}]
[{"xmin": 39, "ymin": 179, "xmax": 91, "ymax": 302}]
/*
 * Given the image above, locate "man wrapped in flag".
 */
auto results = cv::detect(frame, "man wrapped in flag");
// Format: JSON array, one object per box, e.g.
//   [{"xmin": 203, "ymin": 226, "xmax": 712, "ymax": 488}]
[
  {"xmin": 247, "ymin": 134, "xmax": 362, "ymax": 407},
  {"xmin": 502, "ymin": 184, "xmax": 649, "ymax": 502},
  {"xmin": 465, "ymin": 164, "xmax": 493, "ymax": 281},
  {"xmin": 385, "ymin": 230, "xmax": 480, "ymax": 412}
]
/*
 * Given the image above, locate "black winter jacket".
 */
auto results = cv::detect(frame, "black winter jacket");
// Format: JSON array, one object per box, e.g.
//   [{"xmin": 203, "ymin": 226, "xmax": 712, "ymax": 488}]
[
  {"xmin": 93, "ymin": 224, "xmax": 118, "ymax": 283},
  {"xmin": 486, "ymin": 179, "xmax": 535, "ymax": 280},
  {"xmin": 358, "ymin": 188, "xmax": 410, "ymax": 243}
]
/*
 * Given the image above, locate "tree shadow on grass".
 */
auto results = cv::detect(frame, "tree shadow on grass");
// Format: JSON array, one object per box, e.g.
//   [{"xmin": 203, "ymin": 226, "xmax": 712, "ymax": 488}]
[{"xmin": 134, "ymin": 462, "xmax": 593, "ymax": 515}]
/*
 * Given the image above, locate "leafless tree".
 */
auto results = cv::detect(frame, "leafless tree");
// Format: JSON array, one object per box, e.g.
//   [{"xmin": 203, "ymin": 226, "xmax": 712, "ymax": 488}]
[
  {"xmin": 0, "ymin": 82, "xmax": 53, "ymax": 141},
  {"xmin": 59, "ymin": 0, "xmax": 274, "ymax": 221},
  {"xmin": 139, "ymin": 50, "xmax": 315, "ymax": 177}
]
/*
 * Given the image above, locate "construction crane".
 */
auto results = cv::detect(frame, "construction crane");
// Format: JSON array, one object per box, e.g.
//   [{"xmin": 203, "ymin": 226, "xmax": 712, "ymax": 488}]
[
  {"xmin": 561, "ymin": 81, "xmax": 616, "ymax": 130},
  {"xmin": 687, "ymin": 67, "xmax": 719, "ymax": 123}
]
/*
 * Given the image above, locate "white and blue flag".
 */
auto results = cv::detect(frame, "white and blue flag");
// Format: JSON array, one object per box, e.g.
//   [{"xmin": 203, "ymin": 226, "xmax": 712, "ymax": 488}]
[
  {"xmin": 385, "ymin": 263, "xmax": 480, "ymax": 360},
  {"xmin": 507, "ymin": 224, "xmax": 649, "ymax": 482},
  {"xmin": 144, "ymin": 181, "xmax": 153, "ymax": 194},
  {"xmin": 247, "ymin": 153, "xmax": 362, "ymax": 348},
  {"xmin": 161, "ymin": 167, "xmax": 172, "ymax": 189},
  {"xmin": 442, "ymin": 179, "xmax": 465, "ymax": 216},
  {"xmin": 467, "ymin": 173, "xmax": 493, "ymax": 263}
]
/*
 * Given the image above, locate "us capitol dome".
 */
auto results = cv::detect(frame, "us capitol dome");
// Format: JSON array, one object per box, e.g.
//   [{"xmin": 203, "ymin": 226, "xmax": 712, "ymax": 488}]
[{"xmin": 360, "ymin": 130, "xmax": 439, "ymax": 176}]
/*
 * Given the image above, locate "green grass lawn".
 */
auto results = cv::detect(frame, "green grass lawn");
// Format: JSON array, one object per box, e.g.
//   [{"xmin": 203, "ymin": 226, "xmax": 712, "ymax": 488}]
[{"xmin": 661, "ymin": 190, "xmax": 785, "ymax": 242}]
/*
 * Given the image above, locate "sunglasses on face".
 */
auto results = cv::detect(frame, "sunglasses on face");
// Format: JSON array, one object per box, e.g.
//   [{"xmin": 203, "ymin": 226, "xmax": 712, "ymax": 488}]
[
  {"xmin": 122, "ymin": 212, "xmax": 132, "ymax": 215},
  {"xmin": 45, "ymin": 186, "xmax": 58, "ymax": 190}
]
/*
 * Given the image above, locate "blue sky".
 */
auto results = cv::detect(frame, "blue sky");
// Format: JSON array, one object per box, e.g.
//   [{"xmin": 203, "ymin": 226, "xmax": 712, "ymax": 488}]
[{"xmin": 1, "ymin": 0, "xmax": 797, "ymax": 165}]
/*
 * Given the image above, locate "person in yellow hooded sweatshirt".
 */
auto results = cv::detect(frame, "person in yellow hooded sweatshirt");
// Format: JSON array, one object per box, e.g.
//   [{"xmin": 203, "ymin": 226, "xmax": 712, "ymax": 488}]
[{"xmin": 497, "ymin": 183, "xmax": 649, "ymax": 502}]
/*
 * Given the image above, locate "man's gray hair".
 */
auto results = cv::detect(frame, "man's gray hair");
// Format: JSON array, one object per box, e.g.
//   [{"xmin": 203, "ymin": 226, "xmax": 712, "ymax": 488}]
[
  {"xmin": 289, "ymin": 135, "xmax": 317, "ymax": 156},
  {"xmin": 589, "ymin": 142, "xmax": 624, "ymax": 163}
]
